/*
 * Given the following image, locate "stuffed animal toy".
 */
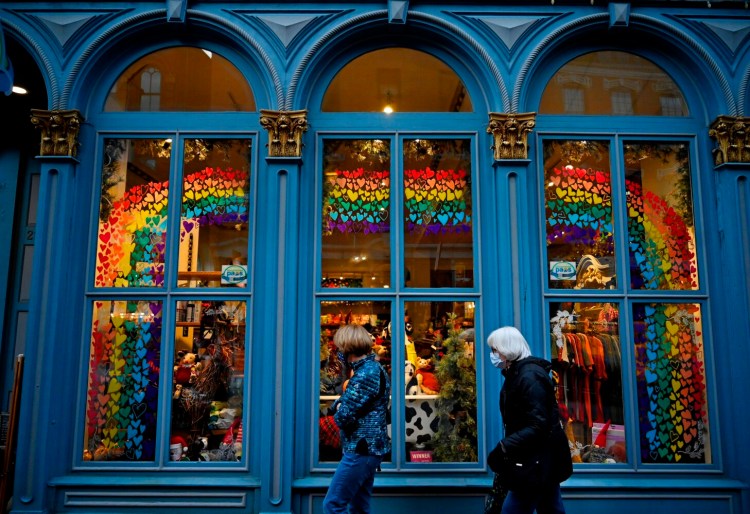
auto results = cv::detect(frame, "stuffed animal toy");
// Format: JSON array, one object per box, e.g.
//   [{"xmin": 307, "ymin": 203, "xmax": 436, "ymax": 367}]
[
  {"xmin": 415, "ymin": 356, "xmax": 440, "ymax": 395},
  {"xmin": 169, "ymin": 435, "xmax": 188, "ymax": 461},
  {"xmin": 174, "ymin": 352, "xmax": 200, "ymax": 386},
  {"xmin": 405, "ymin": 360, "xmax": 420, "ymax": 395}
]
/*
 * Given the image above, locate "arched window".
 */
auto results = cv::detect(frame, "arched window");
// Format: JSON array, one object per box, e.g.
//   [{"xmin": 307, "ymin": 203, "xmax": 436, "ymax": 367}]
[
  {"xmin": 322, "ymin": 48, "xmax": 472, "ymax": 112},
  {"xmin": 83, "ymin": 46, "xmax": 256, "ymax": 465},
  {"xmin": 539, "ymin": 51, "xmax": 709, "ymax": 467},
  {"xmin": 105, "ymin": 47, "xmax": 255, "ymax": 112},
  {"xmin": 315, "ymin": 47, "xmax": 480, "ymax": 469},
  {"xmin": 540, "ymin": 51, "xmax": 688, "ymax": 116}
]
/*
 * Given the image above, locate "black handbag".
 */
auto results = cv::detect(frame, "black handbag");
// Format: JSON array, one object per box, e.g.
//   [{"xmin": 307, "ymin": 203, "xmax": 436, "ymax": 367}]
[
  {"xmin": 484, "ymin": 472, "xmax": 508, "ymax": 514},
  {"xmin": 496, "ymin": 451, "xmax": 551, "ymax": 493}
]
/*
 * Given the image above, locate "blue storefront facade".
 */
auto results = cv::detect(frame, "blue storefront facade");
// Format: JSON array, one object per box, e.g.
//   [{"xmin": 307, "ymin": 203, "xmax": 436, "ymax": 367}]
[{"xmin": 0, "ymin": 1, "xmax": 749, "ymax": 513}]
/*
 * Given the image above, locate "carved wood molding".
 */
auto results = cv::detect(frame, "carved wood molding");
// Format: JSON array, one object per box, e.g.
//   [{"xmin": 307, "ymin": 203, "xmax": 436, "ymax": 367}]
[
  {"xmin": 487, "ymin": 112, "xmax": 536, "ymax": 161},
  {"xmin": 29, "ymin": 109, "xmax": 83, "ymax": 158},
  {"xmin": 709, "ymin": 115, "xmax": 750, "ymax": 166},
  {"xmin": 259, "ymin": 109, "xmax": 309, "ymax": 158}
]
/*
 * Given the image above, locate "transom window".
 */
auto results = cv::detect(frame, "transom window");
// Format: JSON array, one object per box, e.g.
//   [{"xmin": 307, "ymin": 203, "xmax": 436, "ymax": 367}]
[
  {"xmin": 540, "ymin": 51, "xmax": 688, "ymax": 116},
  {"xmin": 322, "ymin": 48, "xmax": 473, "ymax": 113},
  {"xmin": 105, "ymin": 47, "xmax": 255, "ymax": 112}
]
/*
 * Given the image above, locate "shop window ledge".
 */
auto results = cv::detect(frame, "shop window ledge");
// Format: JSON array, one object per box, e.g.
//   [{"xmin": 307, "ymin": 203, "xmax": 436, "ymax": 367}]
[
  {"xmin": 50, "ymin": 473, "xmax": 261, "ymax": 489},
  {"xmin": 294, "ymin": 475, "xmax": 747, "ymax": 492}
]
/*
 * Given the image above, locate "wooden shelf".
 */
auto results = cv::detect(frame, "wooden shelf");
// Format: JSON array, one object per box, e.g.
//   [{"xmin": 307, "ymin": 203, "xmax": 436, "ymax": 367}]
[{"xmin": 178, "ymin": 271, "xmax": 222, "ymax": 281}]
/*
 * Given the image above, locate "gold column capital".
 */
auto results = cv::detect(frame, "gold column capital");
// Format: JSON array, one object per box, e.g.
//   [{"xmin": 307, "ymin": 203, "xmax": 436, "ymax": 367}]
[
  {"xmin": 30, "ymin": 109, "xmax": 84, "ymax": 158},
  {"xmin": 709, "ymin": 115, "xmax": 750, "ymax": 166},
  {"xmin": 259, "ymin": 109, "xmax": 309, "ymax": 158},
  {"xmin": 487, "ymin": 112, "xmax": 536, "ymax": 161}
]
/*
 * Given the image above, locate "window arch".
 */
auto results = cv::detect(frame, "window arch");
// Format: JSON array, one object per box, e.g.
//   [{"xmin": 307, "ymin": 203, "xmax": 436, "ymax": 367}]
[
  {"xmin": 83, "ymin": 45, "xmax": 257, "ymax": 465},
  {"xmin": 537, "ymin": 50, "xmax": 710, "ymax": 467},
  {"xmin": 104, "ymin": 47, "xmax": 255, "ymax": 112},
  {"xmin": 312, "ymin": 45, "xmax": 481, "ymax": 470},
  {"xmin": 539, "ymin": 51, "xmax": 688, "ymax": 116},
  {"xmin": 321, "ymin": 48, "xmax": 473, "ymax": 113}
]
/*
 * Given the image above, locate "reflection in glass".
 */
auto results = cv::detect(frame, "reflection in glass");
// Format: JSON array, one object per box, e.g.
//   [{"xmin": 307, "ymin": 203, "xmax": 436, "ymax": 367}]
[
  {"xmin": 540, "ymin": 51, "xmax": 688, "ymax": 116},
  {"xmin": 403, "ymin": 301, "xmax": 476, "ymax": 463},
  {"xmin": 170, "ymin": 300, "xmax": 246, "ymax": 462},
  {"xmin": 624, "ymin": 142, "xmax": 698, "ymax": 290},
  {"xmin": 549, "ymin": 302, "xmax": 625, "ymax": 463},
  {"xmin": 322, "ymin": 48, "xmax": 472, "ymax": 113},
  {"xmin": 633, "ymin": 303, "xmax": 710, "ymax": 463},
  {"xmin": 83, "ymin": 300, "xmax": 162, "ymax": 462},
  {"xmin": 321, "ymin": 140, "xmax": 391, "ymax": 288},
  {"xmin": 318, "ymin": 301, "xmax": 391, "ymax": 463},
  {"xmin": 403, "ymin": 139, "xmax": 473, "ymax": 288},
  {"xmin": 95, "ymin": 139, "xmax": 171, "ymax": 288},
  {"xmin": 177, "ymin": 139, "xmax": 252, "ymax": 288},
  {"xmin": 543, "ymin": 140, "xmax": 615, "ymax": 290},
  {"xmin": 105, "ymin": 47, "xmax": 255, "ymax": 112}
]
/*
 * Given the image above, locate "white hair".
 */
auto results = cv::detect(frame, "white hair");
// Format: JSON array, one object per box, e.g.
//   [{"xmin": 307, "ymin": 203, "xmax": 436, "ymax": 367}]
[{"xmin": 486, "ymin": 326, "xmax": 531, "ymax": 362}]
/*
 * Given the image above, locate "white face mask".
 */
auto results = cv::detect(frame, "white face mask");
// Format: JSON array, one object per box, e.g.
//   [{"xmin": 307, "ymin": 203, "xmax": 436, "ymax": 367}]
[{"xmin": 489, "ymin": 350, "xmax": 505, "ymax": 369}]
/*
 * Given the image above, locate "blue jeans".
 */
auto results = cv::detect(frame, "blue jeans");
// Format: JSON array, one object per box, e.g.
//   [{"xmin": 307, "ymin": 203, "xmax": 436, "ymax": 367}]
[
  {"xmin": 501, "ymin": 483, "xmax": 565, "ymax": 514},
  {"xmin": 323, "ymin": 452, "xmax": 383, "ymax": 514}
]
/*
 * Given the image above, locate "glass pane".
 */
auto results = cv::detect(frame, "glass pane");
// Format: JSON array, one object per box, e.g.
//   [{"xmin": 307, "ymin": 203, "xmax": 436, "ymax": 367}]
[
  {"xmin": 624, "ymin": 142, "xmax": 698, "ymax": 290},
  {"xmin": 633, "ymin": 303, "xmax": 710, "ymax": 463},
  {"xmin": 550, "ymin": 302, "xmax": 625, "ymax": 463},
  {"xmin": 403, "ymin": 139, "xmax": 473, "ymax": 288},
  {"xmin": 83, "ymin": 300, "xmax": 162, "ymax": 462},
  {"xmin": 543, "ymin": 140, "xmax": 615, "ymax": 290},
  {"xmin": 540, "ymin": 51, "xmax": 688, "ymax": 116},
  {"xmin": 177, "ymin": 139, "xmax": 252, "ymax": 288},
  {"xmin": 170, "ymin": 300, "xmax": 246, "ymax": 462},
  {"xmin": 403, "ymin": 301, "xmax": 476, "ymax": 463},
  {"xmin": 321, "ymin": 140, "xmax": 391, "ymax": 288},
  {"xmin": 318, "ymin": 301, "xmax": 391, "ymax": 463},
  {"xmin": 95, "ymin": 139, "xmax": 171, "ymax": 288},
  {"xmin": 105, "ymin": 47, "xmax": 255, "ymax": 112},
  {"xmin": 322, "ymin": 48, "xmax": 472, "ymax": 113}
]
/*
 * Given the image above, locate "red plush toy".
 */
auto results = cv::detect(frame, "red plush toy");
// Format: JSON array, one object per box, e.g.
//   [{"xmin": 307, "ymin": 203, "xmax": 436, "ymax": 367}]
[
  {"xmin": 415, "ymin": 356, "xmax": 440, "ymax": 395},
  {"xmin": 174, "ymin": 352, "xmax": 199, "ymax": 385}
]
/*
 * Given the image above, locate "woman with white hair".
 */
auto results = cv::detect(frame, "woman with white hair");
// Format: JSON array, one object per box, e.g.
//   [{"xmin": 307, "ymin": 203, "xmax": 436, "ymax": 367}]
[{"xmin": 486, "ymin": 326, "xmax": 572, "ymax": 514}]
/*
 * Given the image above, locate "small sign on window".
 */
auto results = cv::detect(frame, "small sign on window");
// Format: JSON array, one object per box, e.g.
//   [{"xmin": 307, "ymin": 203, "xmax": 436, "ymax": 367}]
[
  {"xmin": 549, "ymin": 261, "xmax": 576, "ymax": 281},
  {"xmin": 221, "ymin": 264, "xmax": 248, "ymax": 286}
]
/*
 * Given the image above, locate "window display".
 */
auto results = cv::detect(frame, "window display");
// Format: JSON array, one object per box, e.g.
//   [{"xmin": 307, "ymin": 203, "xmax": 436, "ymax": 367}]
[
  {"xmin": 95, "ymin": 138, "xmax": 171, "ymax": 288},
  {"xmin": 403, "ymin": 139, "xmax": 473, "ymax": 288},
  {"xmin": 177, "ymin": 138, "xmax": 252, "ymax": 288},
  {"xmin": 318, "ymin": 301, "xmax": 391, "ymax": 462},
  {"xmin": 549, "ymin": 302, "xmax": 624, "ymax": 463},
  {"xmin": 84, "ymin": 300, "xmax": 162, "ymax": 461},
  {"xmin": 633, "ymin": 303, "xmax": 709, "ymax": 463},
  {"xmin": 321, "ymin": 139, "xmax": 391, "ymax": 288},
  {"xmin": 623, "ymin": 142, "xmax": 698, "ymax": 290},
  {"xmin": 544, "ymin": 139, "xmax": 615, "ymax": 290},
  {"xmin": 170, "ymin": 300, "xmax": 246, "ymax": 462},
  {"xmin": 403, "ymin": 301, "xmax": 476, "ymax": 463}
]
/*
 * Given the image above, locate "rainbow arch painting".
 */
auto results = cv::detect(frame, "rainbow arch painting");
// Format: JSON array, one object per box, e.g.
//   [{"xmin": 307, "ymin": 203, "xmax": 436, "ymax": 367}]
[
  {"xmin": 545, "ymin": 165, "xmax": 697, "ymax": 290},
  {"xmin": 95, "ymin": 167, "xmax": 249, "ymax": 287}
]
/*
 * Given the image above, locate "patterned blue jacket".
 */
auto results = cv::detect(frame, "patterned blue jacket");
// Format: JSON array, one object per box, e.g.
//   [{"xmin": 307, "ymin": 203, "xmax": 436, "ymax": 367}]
[{"xmin": 333, "ymin": 353, "xmax": 391, "ymax": 457}]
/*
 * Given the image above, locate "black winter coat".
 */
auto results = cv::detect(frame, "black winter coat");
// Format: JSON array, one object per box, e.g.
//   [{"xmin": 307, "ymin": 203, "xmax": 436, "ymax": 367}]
[{"xmin": 488, "ymin": 356, "xmax": 572, "ymax": 485}]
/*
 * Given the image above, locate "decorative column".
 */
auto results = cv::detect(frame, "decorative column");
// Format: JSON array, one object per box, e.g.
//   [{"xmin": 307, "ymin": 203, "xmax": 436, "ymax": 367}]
[
  {"xmin": 709, "ymin": 115, "xmax": 750, "ymax": 166},
  {"xmin": 15, "ymin": 108, "xmax": 84, "ymax": 511},
  {"xmin": 487, "ymin": 112, "xmax": 536, "ymax": 161},
  {"xmin": 30, "ymin": 108, "xmax": 83, "ymax": 157},
  {"xmin": 259, "ymin": 109, "xmax": 309, "ymax": 157},
  {"xmin": 257, "ymin": 109, "xmax": 308, "ymax": 514}
]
